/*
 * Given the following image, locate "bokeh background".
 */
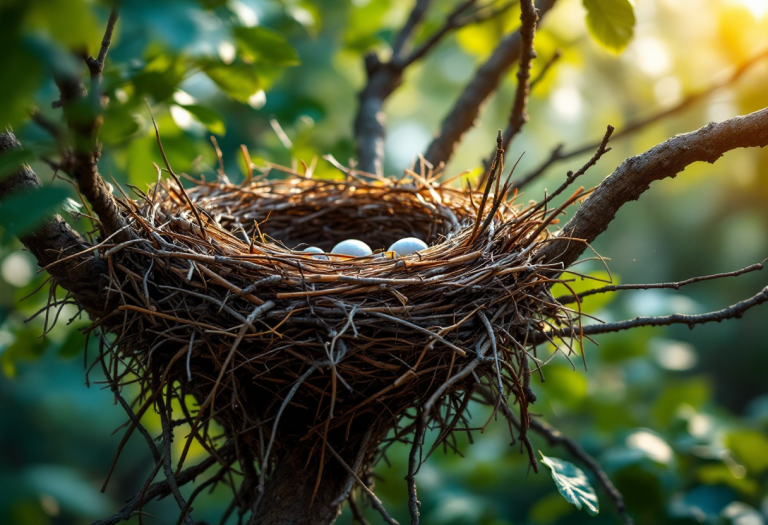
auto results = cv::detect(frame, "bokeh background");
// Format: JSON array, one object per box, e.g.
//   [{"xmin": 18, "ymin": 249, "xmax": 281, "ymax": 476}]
[{"xmin": 1, "ymin": 0, "xmax": 767, "ymax": 523}]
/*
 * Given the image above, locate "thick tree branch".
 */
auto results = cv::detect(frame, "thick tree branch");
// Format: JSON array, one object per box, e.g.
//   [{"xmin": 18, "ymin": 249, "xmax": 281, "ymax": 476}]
[
  {"xmin": 518, "ymin": 49, "xmax": 768, "ymax": 187},
  {"xmin": 536, "ymin": 107, "xmax": 768, "ymax": 269},
  {"xmin": 0, "ymin": 131, "xmax": 110, "ymax": 318},
  {"xmin": 423, "ymin": 0, "xmax": 558, "ymax": 170}
]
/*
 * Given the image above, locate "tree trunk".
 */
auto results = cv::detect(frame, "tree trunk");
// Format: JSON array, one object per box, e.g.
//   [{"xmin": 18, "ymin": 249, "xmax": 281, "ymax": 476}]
[{"xmin": 249, "ymin": 449, "xmax": 349, "ymax": 525}]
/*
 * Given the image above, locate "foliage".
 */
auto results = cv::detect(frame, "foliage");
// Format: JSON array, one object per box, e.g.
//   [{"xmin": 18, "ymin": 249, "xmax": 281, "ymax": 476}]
[{"xmin": 1, "ymin": 0, "xmax": 768, "ymax": 524}]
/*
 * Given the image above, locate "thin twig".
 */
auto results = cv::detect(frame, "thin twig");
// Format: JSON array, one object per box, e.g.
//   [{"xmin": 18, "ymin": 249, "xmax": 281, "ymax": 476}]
[{"xmin": 556, "ymin": 262, "xmax": 764, "ymax": 305}]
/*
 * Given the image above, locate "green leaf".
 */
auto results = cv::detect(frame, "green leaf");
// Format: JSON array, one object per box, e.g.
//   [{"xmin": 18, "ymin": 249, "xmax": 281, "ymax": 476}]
[
  {"xmin": 180, "ymin": 104, "xmax": 226, "ymax": 135},
  {"xmin": 202, "ymin": 61, "xmax": 261, "ymax": 103},
  {"xmin": 233, "ymin": 27, "xmax": 301, "ymax": 66},
  {"xmin": 583, "ymin": 0, "xmax": 635, "ymax": 54},
  {"xmin": 725, "ymin": 430, "xmax": 768, "ymax": 474},
  {"xmin": 0, "ymin": 148, "xmax": 35, "ymax": 180},
  {"xmin": 0, "ymin": 186, "xmax": 70, "ymax": 241},
  {"xmin": 540, "ymin": 452, "xmax": 599, "ymax": 516}
]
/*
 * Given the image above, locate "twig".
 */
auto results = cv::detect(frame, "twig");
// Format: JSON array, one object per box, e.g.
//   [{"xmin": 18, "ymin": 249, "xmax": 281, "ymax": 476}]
[
  {"xmin": 556, "ymin": 262, "xmax": 764, "ymax": 305},
  {"xmin": 517, "ymin": 49, "xmax": 768, "ymax": 187},
  {"xmin": 540, "ymin": 285, "xmax": 768, "ymax": 341},
  {"xmin": 86, "ymin": 8, "xmax": 120, "ymax": 85},
  {"xmin": 423, "ymin": 0, "xmax": 559, "ymax": 169},
  {"xmin": 91, "ymin": 453, "xmax": 224, "ymax": 525},
  {"xmin": 325, "ymin": 442, "xmax": 400, "ymax": 525},
  {"xmin": 536, "ymin": 107, "xmax": 768, "ymax": 268},
  {"xmin": 156, "ymin": 394, "xmax": 194, "ymax": 524}
]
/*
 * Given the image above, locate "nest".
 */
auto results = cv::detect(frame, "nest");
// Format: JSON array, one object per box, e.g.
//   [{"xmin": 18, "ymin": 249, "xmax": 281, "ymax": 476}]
[{"xmin": 93, "ymin": 157, "xmax": 580, "ymax": 507}]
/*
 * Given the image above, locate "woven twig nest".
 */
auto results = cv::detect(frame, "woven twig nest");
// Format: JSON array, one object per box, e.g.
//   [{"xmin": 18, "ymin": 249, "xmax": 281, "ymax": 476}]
[{"xmin": 101, "ymin": 160, "xmax": 577, "ymax": 485}]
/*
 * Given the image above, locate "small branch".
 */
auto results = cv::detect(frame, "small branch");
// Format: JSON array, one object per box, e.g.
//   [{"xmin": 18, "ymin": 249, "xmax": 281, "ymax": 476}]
[
  {"xmin": 156, "ymin": 394, "xmax": 195, "ymax": 524},
  {"xmin": 556, "ymin": 262, "xmax": 764, "ymax": 305},
  {"xmin": 502, "ymin": 0, "xmax": 538, "ymax": 151},
  {"xmin": 86, "ymin": 8, "xmax": 120, "ymax": 86},
  {"xmin": 91, "ymin": 453, "xmax": 224, "ymax": 525},
  {"xmin": 404, "ymin": 1, "xmax": 518, "ymax": 67},
  {"xmin": 423, "ymin": 0, "xmax": 559, "ymax": 170},
  {"xmin": 325, "ymin": 442, "xmax": 399, "ymax": 525},
  {"xmin": 517, "ymin": 125, "xmax": 612, "ymax": 212},
  {"xmin": 477, "ymin": 0, "xmax": 539, "ymax": 184},
  {"xmin": 529, "ymin": 49, "xmax": 561, "ymax": 91},
  {"xmin": 517, "ymin": 49, "xmax": 768, "ymax": 187},
  {"xmin": 392, "ymin": 0, "xmax": 434, "ymax": 58},
  {"xmin": 528, "ymin": 418, "xmax": 633, "ymax": 525},
  {"xmin": 540, "ymin": 285, "xmax": 768, "ymax": 342},
  {"xmin": 536, "ymin": 107, "xmax": 768, "ymax": 269}
]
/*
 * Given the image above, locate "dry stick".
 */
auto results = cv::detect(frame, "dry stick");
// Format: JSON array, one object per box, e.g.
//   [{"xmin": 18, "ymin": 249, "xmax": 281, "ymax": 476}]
[
  {"xmin": 535, "ymin": 107, "xmax": 768, "ymax": 269},
  {"xmin": 325, "ymin": 442, "xmax": 400, "ymax": 525},
  {"xmin": 92, "ymin": 452, "xmax": 225, "ymax": 525},
  {"xmin": 539, "ymin": 285, "xmax": 768, "ymax": 341},
  {"xmin": 556, "ymin": 262, "xmax": 764, "ymax": 305},
  {"xmin": 175, "ymin": 302, "xmax": 274, "ymax": 475},
  {"xmin": 424, "ymin": 0, "xmax": 559, "ymax": 169},
  {"xmin": 156, "ymin": 395, "xmax": 195, "ymax": 525},
  {"xmin": 517, "ymin": 49, "xmax": 768, "ymax": 188},
  {"xmin": 332, "ymin": 427, "xmax": 374, "ymax": 506},
  {"xmin": 145, "ymin": 103, "xmax": 208, "ymax": 241},
  {"xmin": 478, "ymin": 0, "xmax": 538, "ymax": 186},
  {"xmin": 514, "ymin": 125, "xmax": 613, "ymax": 225}
]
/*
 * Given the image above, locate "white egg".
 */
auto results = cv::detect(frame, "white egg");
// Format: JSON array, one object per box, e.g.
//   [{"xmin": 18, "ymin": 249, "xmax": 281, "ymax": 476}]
[
  {"xmin": 388, "ymin": 237, "xmax": 428, "ymax": 256},
  {"xmin": 331, "ymin": 239, "xmax": 372, "ymax": 258},
  {"xmin": 302, "ymin": 246, "xmax": 328, "ymax": 260}
]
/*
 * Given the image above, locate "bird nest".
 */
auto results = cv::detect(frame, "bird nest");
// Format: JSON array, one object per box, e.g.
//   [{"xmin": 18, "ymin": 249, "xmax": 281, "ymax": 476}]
[{"xmin": 93, "ymin": 157, "xmax": 581, "ymax": 501}]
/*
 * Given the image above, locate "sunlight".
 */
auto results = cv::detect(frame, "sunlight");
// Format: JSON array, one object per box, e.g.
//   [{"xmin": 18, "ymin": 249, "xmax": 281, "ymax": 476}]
[{"xmin": 731, "ymin": 0, "xmax": 768, "ymax": 17}]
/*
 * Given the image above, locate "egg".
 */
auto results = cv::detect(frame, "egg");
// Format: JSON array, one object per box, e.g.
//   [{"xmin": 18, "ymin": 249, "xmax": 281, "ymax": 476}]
[
  {"xmin": 331, "ymin": 239, "xmax": 372, "ymax": 258},
  {"xmin": 388, "ymin": 237, "xmax": 428, "ymax": 257},
  {"xmin": 302, "ymin": 246, "xmax": 328, "ymax": 260}
]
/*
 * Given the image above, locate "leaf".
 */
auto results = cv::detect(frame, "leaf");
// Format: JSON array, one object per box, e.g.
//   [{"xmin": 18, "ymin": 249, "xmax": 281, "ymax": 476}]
[
  {"xmin": 0, "ymin": 148, "xmax": 35, "ymax": 180},
  {"xmin": 582, "ymin": 0, "xmax": 635, "ymax": 54},
  {"xmin": 0, "ymin": 186, "xmax": 70, "ymax": 241},
  {"xmin": 202, "ymin": 61, "xmax": 261, "ymax": 103},
  {"xmin": 234, "ymin": 27, "xmax": 301, "ymax": 66},
  {"xmin": 180, "ymin": 104, "xmax": 226, "ymax": 135},
  {"xmin": 540, "ymin": 452, "xmax": 599, "ymax": 516}
]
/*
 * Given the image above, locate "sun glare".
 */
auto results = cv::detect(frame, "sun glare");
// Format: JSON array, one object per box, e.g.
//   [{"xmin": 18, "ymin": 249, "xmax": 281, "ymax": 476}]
[{"xmin": 732, "ymin": 0, "xmax": 768, "ymax": 18}]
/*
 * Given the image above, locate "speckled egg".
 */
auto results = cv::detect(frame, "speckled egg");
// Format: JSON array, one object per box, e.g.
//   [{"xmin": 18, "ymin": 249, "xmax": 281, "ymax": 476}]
[{"xmin": 387, "ymin": 237, "xmax": 428, "ymax": 257}]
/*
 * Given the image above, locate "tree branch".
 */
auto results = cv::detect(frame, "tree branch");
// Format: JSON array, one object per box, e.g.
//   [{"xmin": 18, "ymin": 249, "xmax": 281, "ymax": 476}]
[
  {"xmin": 423, "ymin": 0, "xmax": 558, "ymax": 170},
  {"xmin": 517, "ymin": 49, "xmax": 768, "ymax": 187},
  {"xmin": 556, "ymin": 262, "xmax": 764, "ymax": 305},
  {"xmin": 535, "ymin": 107, "xmax": 768, "ymax": 269},
  {"xmin": 540, "ymin": 284, "xmax": 768, "ymax": 342},
  {"xmin": 50, "ymin": 8, "xmax": 127, "ymax": 241},
  {"xmin": 0, "ymin": 130, "xmax": 110, "ymax": 318}
]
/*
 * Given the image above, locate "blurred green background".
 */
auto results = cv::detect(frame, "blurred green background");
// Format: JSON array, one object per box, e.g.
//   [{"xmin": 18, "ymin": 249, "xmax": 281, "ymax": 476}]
[{"xmin": 1, "ymin": 0, "xmax": 767, "ymax": 523}]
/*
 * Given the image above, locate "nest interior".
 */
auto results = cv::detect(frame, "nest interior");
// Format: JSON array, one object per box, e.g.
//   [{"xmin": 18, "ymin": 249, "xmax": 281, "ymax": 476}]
[{"xmin": 95, "ymin": 163, "xmax": 578, "ymax": 496}]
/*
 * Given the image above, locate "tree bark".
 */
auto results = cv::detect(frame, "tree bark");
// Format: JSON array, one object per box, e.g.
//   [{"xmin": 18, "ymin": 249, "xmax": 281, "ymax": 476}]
[
  {"xmin": 0, "ymin": 130, "xmax": 111, "ymax": 318},
  {"xmin": 536, "ymin": 107, "xmax": 768, "ymax": 268},
  {"xmin": 249, "ymin": 448, "xmax": 350, "ymax": 525}
]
